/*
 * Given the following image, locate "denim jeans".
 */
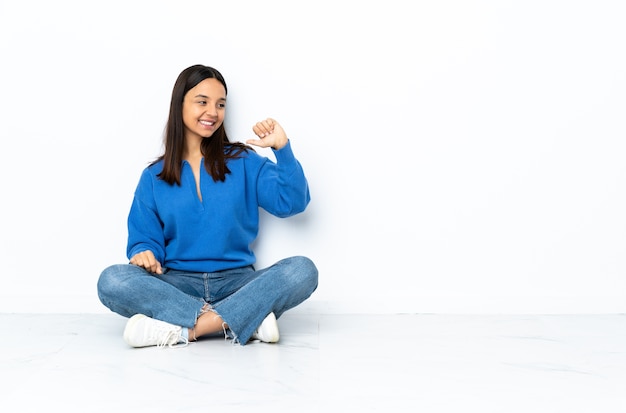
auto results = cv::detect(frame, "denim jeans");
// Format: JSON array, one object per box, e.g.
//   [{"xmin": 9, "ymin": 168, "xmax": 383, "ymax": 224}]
[{"xmin": 97, "ymin": 256, "xmax": 318, "ymax": 345}]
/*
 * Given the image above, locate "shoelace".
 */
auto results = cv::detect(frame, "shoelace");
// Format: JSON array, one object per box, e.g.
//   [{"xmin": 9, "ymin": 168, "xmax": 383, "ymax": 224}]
[{"xmin": 154, "ymin": 327, "xmax": 189, "ymax": 349}]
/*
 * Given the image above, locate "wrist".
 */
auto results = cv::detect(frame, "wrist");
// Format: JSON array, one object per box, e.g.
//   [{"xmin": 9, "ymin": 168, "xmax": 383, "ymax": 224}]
[{"xmin": 272, "ymin": 138, "xmax": 288, "ymax": 150}]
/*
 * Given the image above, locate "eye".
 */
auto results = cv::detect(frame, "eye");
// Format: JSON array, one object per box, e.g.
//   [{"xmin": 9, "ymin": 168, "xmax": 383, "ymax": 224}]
[
  {"xmin": 198, "ymin": 100, "xmax": 207, "ymax": 105},
  {"xmin": 218, "ymin": 102, "xmax": 226, "ymax": 109}
]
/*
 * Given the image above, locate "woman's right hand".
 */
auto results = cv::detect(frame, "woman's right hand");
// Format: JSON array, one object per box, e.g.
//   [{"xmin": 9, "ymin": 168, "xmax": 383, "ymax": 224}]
[{"xmin": 129, "ymin": 250, "xmax": 163, "ymax": 275}]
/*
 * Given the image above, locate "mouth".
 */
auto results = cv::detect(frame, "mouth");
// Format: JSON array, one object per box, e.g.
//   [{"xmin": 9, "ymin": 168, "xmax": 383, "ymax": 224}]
[{"xmin": 199, "ymin": 120, "xmax": 216, "ymax": 127}]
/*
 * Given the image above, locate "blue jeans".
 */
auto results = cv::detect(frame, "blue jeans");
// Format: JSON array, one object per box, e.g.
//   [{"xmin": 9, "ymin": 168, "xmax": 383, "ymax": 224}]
[{"xmin": 97, "ymin": 256, "xmax": 318, "ymax": 345}]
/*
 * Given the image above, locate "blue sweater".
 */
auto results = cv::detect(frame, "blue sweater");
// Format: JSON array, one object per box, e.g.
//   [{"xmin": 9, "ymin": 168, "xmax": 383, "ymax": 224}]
[{"xmin": 126, "ymin": 140, "xmax": 310, "ymax": 272}]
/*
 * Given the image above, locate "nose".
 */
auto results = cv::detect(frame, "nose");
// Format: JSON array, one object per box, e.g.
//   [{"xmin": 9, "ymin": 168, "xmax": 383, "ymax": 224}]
[{"xmin": 204, "ymin": 106, "xmax": 217, "ymax": 117}]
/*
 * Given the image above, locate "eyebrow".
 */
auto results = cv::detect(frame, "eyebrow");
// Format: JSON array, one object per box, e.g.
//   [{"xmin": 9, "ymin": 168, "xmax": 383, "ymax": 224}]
[{"xmin": 194, "ymin": 94, "xmax": 226, "ymax": 101}]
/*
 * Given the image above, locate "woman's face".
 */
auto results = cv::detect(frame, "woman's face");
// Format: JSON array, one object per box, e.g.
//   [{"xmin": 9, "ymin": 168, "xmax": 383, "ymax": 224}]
[{"xmin": 182, "ymin": 78, "xmax": 226, "ymax": 140}]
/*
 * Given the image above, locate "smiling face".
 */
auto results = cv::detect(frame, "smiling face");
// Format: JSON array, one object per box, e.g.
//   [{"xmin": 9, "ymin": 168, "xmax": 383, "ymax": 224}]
[{"xmin": 182, "ymin": 78, "xmax": 226, "ymax": 141}]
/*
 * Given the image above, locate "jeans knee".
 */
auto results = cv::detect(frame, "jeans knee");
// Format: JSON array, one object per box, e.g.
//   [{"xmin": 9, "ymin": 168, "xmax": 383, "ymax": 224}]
[
  {"xmin": 291, "ymin": 256, "xmax": 318, "ymax": 292},
  {"xmin": 97, "ymin": 264, "xmax": 130, "ymax": 300}
]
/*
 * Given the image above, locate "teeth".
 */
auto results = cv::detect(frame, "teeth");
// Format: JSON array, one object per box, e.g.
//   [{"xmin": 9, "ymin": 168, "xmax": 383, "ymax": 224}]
[{"xmin": 200, "ymin": 120, "xmax": 214, "ymax": 126}]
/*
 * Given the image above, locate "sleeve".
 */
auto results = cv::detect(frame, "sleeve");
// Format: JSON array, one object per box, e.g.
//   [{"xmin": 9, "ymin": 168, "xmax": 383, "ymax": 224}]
[
  {"xmin": 257, "ymin": 140, "xmax": 311, "ymax": 218},
  {"xmin": 126, "ymin": 168, "xmax": 166, "ymax": 263}
]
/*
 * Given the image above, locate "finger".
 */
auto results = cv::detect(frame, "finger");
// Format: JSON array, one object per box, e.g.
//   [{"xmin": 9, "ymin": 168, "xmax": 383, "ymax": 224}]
[
  {"xmin": 253, "ymin": 120, "xmax": 275, "ymax": 137},
  {"xmin": 260, "ymin": 118, "xmax": 275, "ymax": 130},
  {"xmin": 262, "ymin": 119, "xmax": 276, "ymax": 134},
  {"xmin": 251, "ymin": 125, "xmax": 264, "ymax": 137},
  {"xmin": 253, "ymin": 125, "xmax": 270, "ymax": 137},
  {"xmin": 129, "ymin": 253, "xmax": 145, "ymax": 267},
  {"xmin": 130, "ymin": 257, "xmax": 148, "ymax": 271},
  {"xmin": 145, "ymin": 255, "xmax": 160, "ymax": 274},
  {"xmin": 154, "ymin": 262, "xmax": 163, "ymax": 275},
  {"xmin": 246, "ymin": 138, "xmax": 270, "ymax": 148},
  {"xmin": 130, "ymin": 251, "xmax": 161, "ymax": 274}
]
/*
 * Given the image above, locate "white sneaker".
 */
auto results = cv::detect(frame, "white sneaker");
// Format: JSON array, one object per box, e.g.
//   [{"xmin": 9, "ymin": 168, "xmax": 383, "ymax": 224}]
[
  {"xmin": 251, "ymin": 312, "xmax": 280, "ymax": 343},
  {"xmin": 123, "ymin": 314, "xmax": 188, "ymax": 348}
]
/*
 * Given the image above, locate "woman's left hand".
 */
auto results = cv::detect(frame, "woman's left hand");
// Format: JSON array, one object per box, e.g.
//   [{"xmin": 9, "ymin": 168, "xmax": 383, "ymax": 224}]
[{"xmin": 247, "ymin": 118, "xmax": 288, "ymax": 150}]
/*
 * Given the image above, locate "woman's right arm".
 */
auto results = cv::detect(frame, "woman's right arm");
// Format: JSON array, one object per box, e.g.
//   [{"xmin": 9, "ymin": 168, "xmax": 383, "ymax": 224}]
[{"xmin": 126, "ymin": 169, "xmax": 166, "ymax": 273}]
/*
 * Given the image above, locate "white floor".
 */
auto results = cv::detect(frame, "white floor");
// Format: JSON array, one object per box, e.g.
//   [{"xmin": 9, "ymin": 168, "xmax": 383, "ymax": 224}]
[{"xmin": 2, "ymin": 312, "xmax": 626, "ymax": 412}]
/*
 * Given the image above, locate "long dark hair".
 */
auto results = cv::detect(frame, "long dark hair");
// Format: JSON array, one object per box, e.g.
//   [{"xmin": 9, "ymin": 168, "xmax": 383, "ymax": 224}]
[{"xmin": 153, "ymin": 64, "xmax": 251, "ymax": 184}]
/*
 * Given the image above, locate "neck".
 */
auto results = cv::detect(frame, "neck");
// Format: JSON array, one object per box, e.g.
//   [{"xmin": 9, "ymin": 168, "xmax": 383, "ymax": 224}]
[{"xmin": 184, "ymin": 137, "xmax": 203, "ymax": 161}]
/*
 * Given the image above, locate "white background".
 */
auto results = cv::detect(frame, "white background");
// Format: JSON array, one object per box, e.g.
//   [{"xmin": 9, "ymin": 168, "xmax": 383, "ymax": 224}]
[{"xmin": 0, "ymin": 0, "xmax": 624, "ymax": 314}]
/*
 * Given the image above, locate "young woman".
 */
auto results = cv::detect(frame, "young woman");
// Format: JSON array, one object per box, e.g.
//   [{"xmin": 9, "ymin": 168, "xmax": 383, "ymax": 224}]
[{"xmin": 97, "ymin": 64, "xmax": 318, "ymax": 348}]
